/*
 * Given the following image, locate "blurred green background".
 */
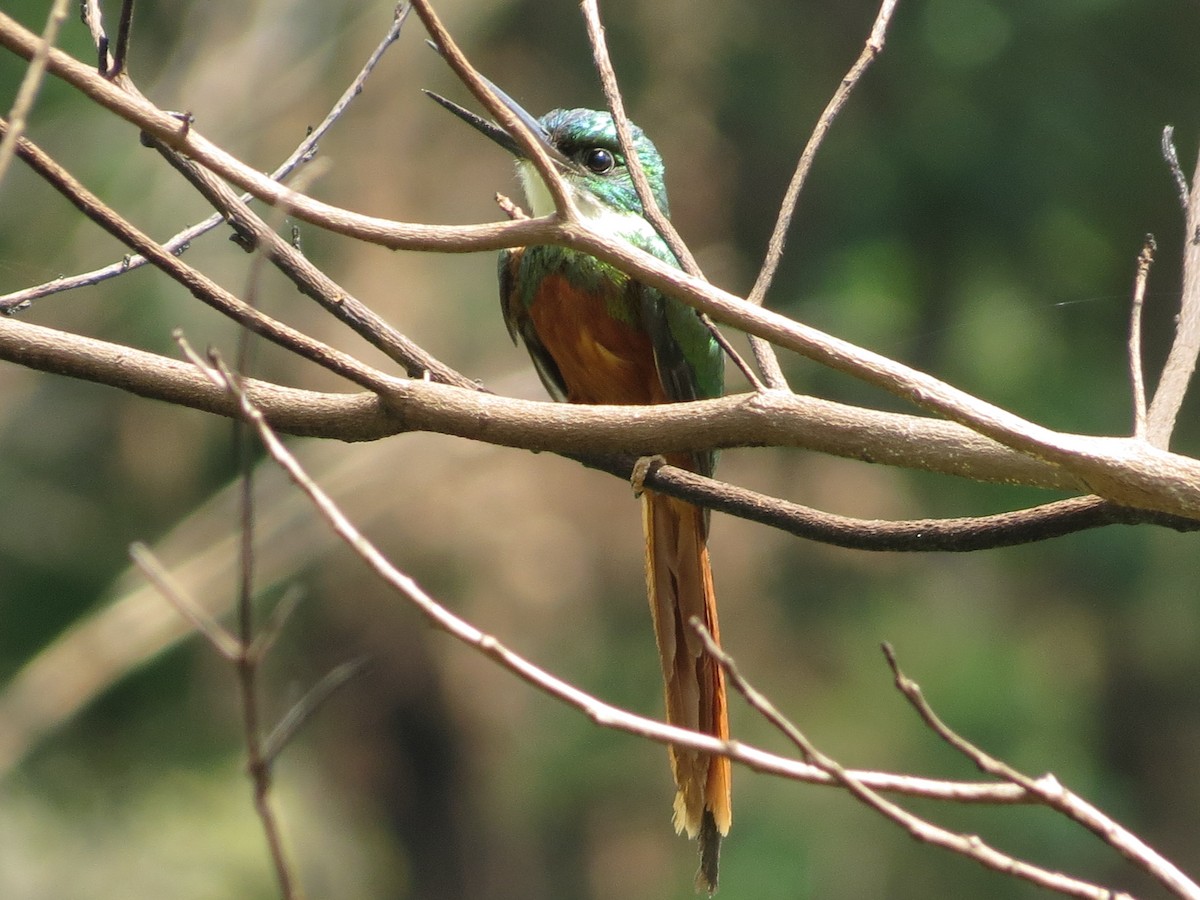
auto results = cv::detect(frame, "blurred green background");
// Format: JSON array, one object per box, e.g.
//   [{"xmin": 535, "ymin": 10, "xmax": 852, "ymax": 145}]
[{"xmin": 2, "ymin": 0, "xmax": 1200, "ymax": 897}]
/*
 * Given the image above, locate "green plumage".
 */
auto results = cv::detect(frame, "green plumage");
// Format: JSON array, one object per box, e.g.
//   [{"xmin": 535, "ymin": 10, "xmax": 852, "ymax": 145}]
[
  {"xmin": 430, "ymin": 88, "xmax": 734, "ymax": 894},
  {"xmin": 500, "ymin": 108, "xmax": 725, "ymax": 470}
]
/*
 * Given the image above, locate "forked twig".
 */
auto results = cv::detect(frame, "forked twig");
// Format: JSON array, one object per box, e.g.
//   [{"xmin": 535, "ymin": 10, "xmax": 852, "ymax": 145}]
[
  {"xmin": 97, "ymin": 0, "xmax": 135, "ymax": 78},
  {"xmin": 131, "ymin": 498, "xmax": 299, "ymax": 899},
  {"xmin": 693, "ymin": 622, "xmax": 1140, "ymax": 900},
  {"xmin": 742, "ymin": 0, "xmax": 901, "ymax": 389},
  {"xmin": 1, "ymin": 3, "xmax": 410, "ymax": 314},
  {"xmin": 261, "ymin": 657, "xmax": 369, "ymax": 766},
  {"xmin": 0, "ymin": 118, "xmax": 397, "ymax": 394},
  {"xmin": 883, "ymin": 644, "xmax": 1199, "ymax": 899}
]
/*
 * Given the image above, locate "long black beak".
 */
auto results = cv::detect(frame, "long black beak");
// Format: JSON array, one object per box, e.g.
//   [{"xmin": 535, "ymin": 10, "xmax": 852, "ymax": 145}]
[{"xmin": 424, "ymin": 80, "xmax": 572, "ymax": 169}]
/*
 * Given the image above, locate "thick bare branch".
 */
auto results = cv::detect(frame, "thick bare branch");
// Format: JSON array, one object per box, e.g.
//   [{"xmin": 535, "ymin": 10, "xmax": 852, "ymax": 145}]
[
  {"xmin": 0, "ymin": 314, "xmax": 1076, "ymax": 488},
  {"xmin": 6, "ymin": 6, "xmax": 1199, "ymax": 515},
  {"xmin": 2, "ymin": 10, "xmax": 1200, "ymax": 519}
]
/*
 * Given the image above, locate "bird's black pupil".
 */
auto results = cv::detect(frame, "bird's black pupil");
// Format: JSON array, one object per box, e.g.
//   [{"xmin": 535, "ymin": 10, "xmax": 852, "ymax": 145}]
[{"xmin": 584, "ymin": 148, "xmax": 615, "ymax": 173}]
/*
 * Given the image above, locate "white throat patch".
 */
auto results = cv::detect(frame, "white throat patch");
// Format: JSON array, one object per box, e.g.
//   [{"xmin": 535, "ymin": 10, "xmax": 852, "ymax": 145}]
[{"xmin": 516, "ymin": 160, "xmax": 659, "ymax": 246}]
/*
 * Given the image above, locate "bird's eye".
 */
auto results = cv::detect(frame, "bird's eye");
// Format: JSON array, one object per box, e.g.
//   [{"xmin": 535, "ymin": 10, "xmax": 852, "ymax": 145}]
[{"xmin": 583, "ymin": 147, "xmax": 616, "ymax": 174}]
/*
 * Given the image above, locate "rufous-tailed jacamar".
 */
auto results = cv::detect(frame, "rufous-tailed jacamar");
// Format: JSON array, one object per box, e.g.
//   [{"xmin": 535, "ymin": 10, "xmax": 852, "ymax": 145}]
[{"xmin": 429, "ymin": 85, "xmax": 730, "ymax": 892}]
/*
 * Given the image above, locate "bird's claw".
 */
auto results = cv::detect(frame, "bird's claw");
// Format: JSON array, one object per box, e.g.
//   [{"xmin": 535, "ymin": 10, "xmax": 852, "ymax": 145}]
[{"xmin": 630, "ymin": 455, "xmax": 667, "ymax": 497}]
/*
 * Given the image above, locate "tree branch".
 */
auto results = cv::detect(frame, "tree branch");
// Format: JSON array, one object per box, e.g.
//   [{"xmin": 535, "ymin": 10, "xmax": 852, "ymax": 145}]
[
  {"xmin": 7, "ymin": 5, "xmax": 1200, "ymax": 520},
  {"xmin": 742, "ymin": 0, "xmax": 901, "ymax": 389},
  {"xmin": 884, "ymin": 644, "xmax": 1200, "ymax": 899},
  {"xmin": 0, "ymin": 0, "xmax": 70, "ymax": 187},
  {"xmin": 2, "ymin": 2, "xmax": 409, "ymax": 314},
  {"xmin": 1, "ymin": 116, "xmax": 398, "ymax": 394},
  {"xmin": 0, "ymin": 314, "xmax": 1077, "ymax": 487},
  {"xmin": 219, "ymin": 365, "xmax": 1057, "ymax": 811},
  {"xmin": 1147, "ymin": 142, "xmax": 1200, "ymax": 446},
  {"xmin": 698, "ymin": 627, "xmax": 1137, "ymax": 900}
]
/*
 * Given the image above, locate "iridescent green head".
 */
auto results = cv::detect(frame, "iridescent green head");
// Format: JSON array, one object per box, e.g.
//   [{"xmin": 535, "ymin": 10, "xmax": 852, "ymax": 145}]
[
  {"xmin": 530, "ymin": 108, "xmax": 668, "ymax": 218},
  {"xmin": 425, "ymin": 88, "xmax": 668, "ymax": 221}
]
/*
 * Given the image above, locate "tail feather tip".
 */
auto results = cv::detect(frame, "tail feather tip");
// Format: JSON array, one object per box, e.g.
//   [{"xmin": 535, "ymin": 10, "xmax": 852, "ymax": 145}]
[{"xmin": 695, "ymin": 810, "xmax": 722, "ymax": 895}]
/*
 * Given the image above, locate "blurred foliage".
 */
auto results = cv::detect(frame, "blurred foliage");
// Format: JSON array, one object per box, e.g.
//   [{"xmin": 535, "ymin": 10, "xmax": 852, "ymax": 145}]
[{"xmin": 2, "ymin": 0, "xmax": 1200, "ymax": 898}]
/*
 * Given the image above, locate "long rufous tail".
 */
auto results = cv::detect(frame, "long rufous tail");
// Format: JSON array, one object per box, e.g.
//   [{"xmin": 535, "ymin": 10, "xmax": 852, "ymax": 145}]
[{"xmin": 643, "ymin": 490, "xmax": 731, "ymax": 894}]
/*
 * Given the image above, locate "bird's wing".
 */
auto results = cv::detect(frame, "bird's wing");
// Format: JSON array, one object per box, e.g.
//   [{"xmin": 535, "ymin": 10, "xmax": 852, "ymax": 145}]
[
  {"xmin": 499, "ymin": 248, "xmax": 569, "ymax": 402},
  {"xmin": 635, "ymin": 282, "xmax": 725, "ymax": 477}
]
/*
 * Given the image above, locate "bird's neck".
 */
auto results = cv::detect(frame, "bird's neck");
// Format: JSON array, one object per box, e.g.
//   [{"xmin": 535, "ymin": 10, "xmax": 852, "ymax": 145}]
[{"xmin": 515, "ymin": 161, "xmax": 669, "ymax": 261}]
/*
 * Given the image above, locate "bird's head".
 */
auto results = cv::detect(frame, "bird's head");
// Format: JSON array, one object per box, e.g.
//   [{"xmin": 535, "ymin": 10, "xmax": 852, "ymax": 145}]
[{"xmin": 427, "ymin": 87, "xmax": 668, "ymax": 224}]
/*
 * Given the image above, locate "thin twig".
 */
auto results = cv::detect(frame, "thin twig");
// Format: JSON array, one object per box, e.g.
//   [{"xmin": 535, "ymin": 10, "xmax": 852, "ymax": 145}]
[
  {"xmin": 413, "ymin": 0, "xmax": 574, "ymax": 216},
  {"xmin": 129, "ymin": 542, "xmax": 240, "ymax": 660},
  {"xmin": 99, "ymin": 0, "xmax": 135, "ymax": 78},
  {"xmin": 693, "ymin": 623, "xmax": 1135, "ymax": 900},
  {"xmin": 207, "ymin": 349, "xmax": 300, "ymax": 900},
  {"xmin": 748, "ymin": 0, "xmax": 899, "ymax": 308},
  {"xmin": 578, "ymin": 0, "xmax": 697, "ymax": 276},
  {"xmin": 261, "ymin": 657, "xmax": 369, "ymax": 766},
  {"xmin": 1, "ymin": 3, "xmax": 409, "ymax": 314},
  {"xmin": 0, "ymin": 118, "xmax": 398, "ymax": 394},
  {"xmin": 1129, "ymin": 236, "xmax": 1155, "ymax": 439},
  {"xmin": 0, "ymin": 0, "xmax": 71, "ymax": 189},
  {"xmin": 1162, "ymin": 126, "xmax": 1189, "ymax": 212},
  {"xmin": 1146, "ymin": 143, "xmax": 1200, "ymax": 447},
  {"xmin": 744, "ymin": 0, "xmax": 901, "ymax": 389},
  {"xmin": 701, "ymin": 314, "xmax": 767, "ymax": 391},
  {"xmin": 249, "ymin": 587, "xmax": 305, "ymax": 663},
  {"xmin": 229, "ymin": 228, "xmax": 297, "ymax": 900},
  {"xmin": 883, "ymin": 644, "xmax": 1199, "ymax": 900},
  {"xmin": 578, "ymin": 0, "xmax": 766, "ymax": 393}
]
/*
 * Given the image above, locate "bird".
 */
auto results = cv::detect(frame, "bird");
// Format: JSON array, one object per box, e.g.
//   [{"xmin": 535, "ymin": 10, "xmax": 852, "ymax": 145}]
[{"xmin": 428, "ymin": 84, "xmax": 730, "ymax": 893}]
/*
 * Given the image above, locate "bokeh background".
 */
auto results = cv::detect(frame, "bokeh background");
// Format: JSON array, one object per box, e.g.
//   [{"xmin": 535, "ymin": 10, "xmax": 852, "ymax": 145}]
[{"xmin": 2, "ymin": 0, "xmax": 1200, "ymax": 897}]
